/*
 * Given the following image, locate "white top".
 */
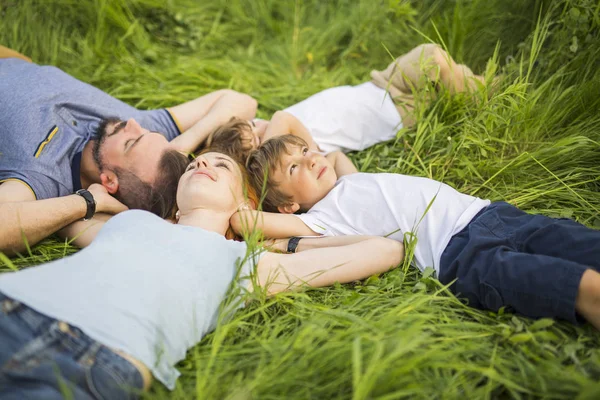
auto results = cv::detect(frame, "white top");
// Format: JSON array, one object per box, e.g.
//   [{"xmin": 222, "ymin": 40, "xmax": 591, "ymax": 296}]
[
  {"xmin": 284, "ymin": 82, "xmax": 402, "ymax": 154},
  {"xmin": 296, "ymin": 173, "xmax": 490, "ymax": 273},
  {"xmin": 0, "ymin": 210, "xmax": 256, "ymax": 390}
]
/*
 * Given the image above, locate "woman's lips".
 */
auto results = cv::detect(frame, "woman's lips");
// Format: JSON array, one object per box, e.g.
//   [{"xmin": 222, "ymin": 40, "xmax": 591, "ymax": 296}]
[{"xmin": 193, "ymin": 170, "xmax": 216, "ymax": 181}]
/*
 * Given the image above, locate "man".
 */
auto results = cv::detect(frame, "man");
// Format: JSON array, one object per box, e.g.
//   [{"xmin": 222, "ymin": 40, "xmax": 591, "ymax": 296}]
[{"xmin": 0, "ymin": 45, "xmax": 257, "ymax": 255}]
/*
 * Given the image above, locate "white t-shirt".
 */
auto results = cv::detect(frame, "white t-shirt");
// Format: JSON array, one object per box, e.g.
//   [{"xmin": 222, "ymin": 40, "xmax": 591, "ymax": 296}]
[
  {"xmin": 0, "ymin": 210, "xmax": 257, "ymax": 390},
  {"xmin": 296, "ymin": 173, "xmax": 490, "ymax": 274},
  {"xmin": 284, "ymin": 82, "xmax": 402, "ymax": 154}
]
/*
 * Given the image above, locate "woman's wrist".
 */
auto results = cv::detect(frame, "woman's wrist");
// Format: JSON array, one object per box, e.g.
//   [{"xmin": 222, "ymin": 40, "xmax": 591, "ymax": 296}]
[{"xmin": 286, "ymin": 237, "xmax": 302, "ymax": 253}]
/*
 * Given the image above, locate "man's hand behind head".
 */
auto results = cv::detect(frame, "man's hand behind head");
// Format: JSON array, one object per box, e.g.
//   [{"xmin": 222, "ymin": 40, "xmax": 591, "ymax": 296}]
[{"xmin": 88, "ymin": 183, "xmax": 128, "ymax": 215}]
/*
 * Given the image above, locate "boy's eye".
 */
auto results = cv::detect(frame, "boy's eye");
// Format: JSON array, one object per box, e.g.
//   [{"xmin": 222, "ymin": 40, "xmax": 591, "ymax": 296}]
[
  {"xmin": 302, "ymin": 147, "xmax": 308, "ymax": 155},
  {"xmin": 290, "ymin": 164, "xmax": 296, "ymax": 175}
]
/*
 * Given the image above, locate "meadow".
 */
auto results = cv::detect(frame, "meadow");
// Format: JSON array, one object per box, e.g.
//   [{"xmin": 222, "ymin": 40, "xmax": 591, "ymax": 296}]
[{"xmin": 1, "ymin": 0, "xmax": 599, "ymax": 398}]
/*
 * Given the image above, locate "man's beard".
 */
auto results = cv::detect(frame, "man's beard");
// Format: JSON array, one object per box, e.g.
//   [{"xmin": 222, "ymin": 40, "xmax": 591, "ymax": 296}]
[{"xmin": 92, "ymin": 117, "xmax": 121, "ymax": 170}]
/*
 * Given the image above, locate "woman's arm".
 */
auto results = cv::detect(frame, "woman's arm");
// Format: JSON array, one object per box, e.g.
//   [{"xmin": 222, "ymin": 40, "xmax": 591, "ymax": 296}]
[
  {"xmin": 262, "ymin": 111, "xmax": 319, "ymax": 151},
  {"xmin": 255, "ymin": 236, "xmax": 404, "ymax": 295}
]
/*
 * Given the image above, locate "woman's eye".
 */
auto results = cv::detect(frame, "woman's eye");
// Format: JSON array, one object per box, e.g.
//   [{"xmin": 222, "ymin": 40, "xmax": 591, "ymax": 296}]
[
  {"xmin": 215, "ymin": 161, "xmax": 230, "ymax": 170},
  {"xmin": 186, "ymin": 164, "xmax": 195, "ymax": 171},
  {"xmin": 290, "ymin": 165, "xmax": 296, "ymax": 175},
  {"xmin": 302, "ymin": 147, "xmax": 308, "ymax": 155}
]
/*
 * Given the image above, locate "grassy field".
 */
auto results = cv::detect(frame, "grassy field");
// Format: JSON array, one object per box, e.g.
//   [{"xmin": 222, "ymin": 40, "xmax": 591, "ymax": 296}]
[{"xmin": 1, "ymin": 0, "xmax": 600, "ymax": 398}]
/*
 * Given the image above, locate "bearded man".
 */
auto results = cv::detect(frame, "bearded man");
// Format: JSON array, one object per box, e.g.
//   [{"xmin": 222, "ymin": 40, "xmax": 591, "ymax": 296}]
[{"xmin": 0, "ymin": 45, "xmax": 257, "ymax": 255}]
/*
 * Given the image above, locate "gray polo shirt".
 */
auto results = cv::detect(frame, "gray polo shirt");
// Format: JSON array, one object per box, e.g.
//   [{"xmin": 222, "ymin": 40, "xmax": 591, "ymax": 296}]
[
  {"xmin": 0, "ymin": 58, "xmax": 181, "ymax": 199},
  {"xmin": 0, "ymin": 210, "xmax": 256, "ymax": 389}
]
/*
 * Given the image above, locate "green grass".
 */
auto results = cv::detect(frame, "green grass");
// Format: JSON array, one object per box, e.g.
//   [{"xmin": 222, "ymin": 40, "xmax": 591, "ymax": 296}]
[{"xmin": 1, "ymin": 0, "xmax": 600, "ymax": 398}]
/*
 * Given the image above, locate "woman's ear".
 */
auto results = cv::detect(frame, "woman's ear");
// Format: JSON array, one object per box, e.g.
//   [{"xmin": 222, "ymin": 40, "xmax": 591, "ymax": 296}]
[{"xmin": 277, "ymin": 202, "xmax": 300, "ymax": 214}]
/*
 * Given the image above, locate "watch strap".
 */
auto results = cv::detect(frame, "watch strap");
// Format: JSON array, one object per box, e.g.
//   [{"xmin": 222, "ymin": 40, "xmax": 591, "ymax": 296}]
[
  {"xmin": 286, "ymin": 237, "xmax": 302, "ymax": 253},
  {"xmin": 75, "ymin": 189, "xmax": 96, "ymax": 221}
]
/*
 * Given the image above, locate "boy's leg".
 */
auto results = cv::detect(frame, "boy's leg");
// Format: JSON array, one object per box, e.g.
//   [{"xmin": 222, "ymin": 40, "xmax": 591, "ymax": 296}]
[
  {"xmin": 576, "ymin": 269, "xmax": 600, "ymax": 330},
  {"xmin": 439, "ymin": 203, "xmax": 595, "ymax": 325},
  {"xmin": 515, "ymin": 213, "xmax": 600, "ymax": 270},
  {"xmin": 0, "ymin": 45, "xmax": 32, "ymax": 62},
  {"xmin": 370, "ymin": 43, "xmax": 485, "ymax": 127}
]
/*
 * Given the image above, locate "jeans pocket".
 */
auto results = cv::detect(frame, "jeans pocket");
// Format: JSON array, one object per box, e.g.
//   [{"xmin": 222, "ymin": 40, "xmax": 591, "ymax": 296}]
[
  {"xmin": 480, "ymin": 282, "xmax": 504, "ymax": 312},
  {"xmin": 85, "ymin": 350, "xmax": 142, "ymax": 400},
  {"xmin": 1, "ymin": 323, "xmax": 59, "ymax": 373}
]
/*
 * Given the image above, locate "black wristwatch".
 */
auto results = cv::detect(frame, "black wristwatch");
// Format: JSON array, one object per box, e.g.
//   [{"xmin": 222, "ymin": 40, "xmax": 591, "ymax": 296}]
[
  {"xmin": 75, "ymin": 189, "xmax": 96, "ymax": 221},
  {"xmin": 287, "ymin": 237, "xmax": 302, "ymax": 253}
]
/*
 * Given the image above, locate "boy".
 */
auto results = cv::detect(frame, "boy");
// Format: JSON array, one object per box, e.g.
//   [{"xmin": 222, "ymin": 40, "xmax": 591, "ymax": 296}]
[
  {"xmin": 206, "ymin": 43, "xmax": 490, "ymax": 163},
  {"xmin": 232, "ymin": 134, "xmax": 600, "ymax": 330}
]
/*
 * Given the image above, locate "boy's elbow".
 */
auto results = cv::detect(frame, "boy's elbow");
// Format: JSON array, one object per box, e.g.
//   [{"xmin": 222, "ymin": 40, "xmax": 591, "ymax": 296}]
[
  {"xmin": 377, "ymin": 237, "xmax": 404, "ymax": 268},
  {"xmin": 226, "ymin": 90, "xmax": 257, "ymax": 118}
]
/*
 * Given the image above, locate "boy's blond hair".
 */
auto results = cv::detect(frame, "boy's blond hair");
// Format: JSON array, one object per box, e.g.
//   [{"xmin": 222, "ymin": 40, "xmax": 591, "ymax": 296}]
[
  {"xmin": 246, "ymin": 135, "xmax": 308, "ymax": 212},
  {"xmin": 205, "ymin": 117, "xmax": 254, "ymax": 165}
]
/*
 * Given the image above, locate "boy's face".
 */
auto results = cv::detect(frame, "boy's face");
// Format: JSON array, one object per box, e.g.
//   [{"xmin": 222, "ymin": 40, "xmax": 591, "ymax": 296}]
[{"xmin": 271, "ymin": 144, "xmax": 337, "ymax": 213}]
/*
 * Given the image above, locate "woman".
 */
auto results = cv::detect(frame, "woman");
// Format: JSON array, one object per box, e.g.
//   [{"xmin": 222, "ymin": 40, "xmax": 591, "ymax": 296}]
[{"xmin": 0, "ymin": 151, "xmax": 404, "ymax": 399}]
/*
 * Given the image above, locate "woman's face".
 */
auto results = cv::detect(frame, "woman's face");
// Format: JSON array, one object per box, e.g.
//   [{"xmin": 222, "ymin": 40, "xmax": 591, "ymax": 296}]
[{"xmin": 176, "ymin": 152, "xmax": 245, "ymax": 215}]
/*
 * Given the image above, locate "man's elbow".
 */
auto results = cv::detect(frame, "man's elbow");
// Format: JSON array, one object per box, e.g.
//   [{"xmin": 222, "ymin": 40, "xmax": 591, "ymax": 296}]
[{"xmin": 0, "ymin": 237, "xmax": 25, "ymax": 258}]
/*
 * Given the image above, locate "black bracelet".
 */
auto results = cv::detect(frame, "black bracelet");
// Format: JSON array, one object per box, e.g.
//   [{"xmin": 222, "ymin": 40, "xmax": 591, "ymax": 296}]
[
  {"xmin": 286, "ymin": 237, "xmax": 302, "ymax": 253},
  {"xmin": 75, "ymin": 189, "xmax": 96, "ymax": 221}
]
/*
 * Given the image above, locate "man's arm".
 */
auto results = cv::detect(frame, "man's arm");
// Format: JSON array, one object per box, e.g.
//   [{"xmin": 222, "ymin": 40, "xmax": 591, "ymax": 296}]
[
  {"xmin": 256, "ymin": 236, "xmax": 404, "ymax": 295},
  {"xmin": 262, "ymin": 111, "xmax": 319, "ymax": 151},
  {"xmin": 231, "ymin": 209, "xmax": 318, "ymax": 239},
  {"xmin": 325, "ymin": 151, "xmax": 358, "ymax": 178},
  {"xmin": 0, "ymin": 182, "xmax": 127, "ymax": 255},
  {"xmin": 168, "ymin": 90, "xmax": 257, "ymax": 153},
  {"xmin": 57, "ymin": 213, "xmax": 112, "ymax": 248}
]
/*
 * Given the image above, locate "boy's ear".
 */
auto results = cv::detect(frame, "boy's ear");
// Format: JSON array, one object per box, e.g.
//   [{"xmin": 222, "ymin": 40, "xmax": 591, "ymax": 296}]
[{"xmin": 277, "ymin": 202, "xmax": 300, "ymax": 214}]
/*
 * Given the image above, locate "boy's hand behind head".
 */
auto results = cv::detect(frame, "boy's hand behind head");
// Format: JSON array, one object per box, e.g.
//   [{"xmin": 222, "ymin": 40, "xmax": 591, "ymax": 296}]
[{"xmin": 246, "ymin": 135, "xmax": 337, "ymax": 214}]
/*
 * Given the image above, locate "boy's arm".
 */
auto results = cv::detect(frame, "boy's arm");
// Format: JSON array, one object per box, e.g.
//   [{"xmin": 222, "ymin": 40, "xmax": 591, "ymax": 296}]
[
  {"xmin": 168, "ymin": 90, "xmax": 257, "ymax": 153},
  {"xmin": 325, "ymin": 151, "xmax": 358, "ymax": 178},
  {"xmin": 256, "ymin": 236, "xmax": 403, "ymax": 295},
  {"xmin": 262, "ymin": 111, "xmax": 319, "ymax": 151},
  {"xmin": 231, "ymin": 210, "xmax": 318, "ymax": 238}
]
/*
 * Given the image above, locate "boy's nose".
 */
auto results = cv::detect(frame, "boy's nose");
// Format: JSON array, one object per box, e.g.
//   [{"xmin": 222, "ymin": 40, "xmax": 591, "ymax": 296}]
[{"xmin": 307, "ymin": 153, "xmax": 317, "ymax": 169}]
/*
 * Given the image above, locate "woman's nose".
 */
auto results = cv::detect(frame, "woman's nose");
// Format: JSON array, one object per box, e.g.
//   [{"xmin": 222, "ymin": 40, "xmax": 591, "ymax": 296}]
[{"xmin": 195, "ymin": 156, "xmax": 209, "ymax": 168}]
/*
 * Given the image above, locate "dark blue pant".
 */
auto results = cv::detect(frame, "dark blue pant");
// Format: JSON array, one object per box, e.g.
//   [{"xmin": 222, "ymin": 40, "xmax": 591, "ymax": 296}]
[
  {"xmin": 0, "ymin": 292, "xmax": 144, "ymax": 399},
  {"xmin": 439, "ymin": 202, "xmax": 600, "ymax": 323}
]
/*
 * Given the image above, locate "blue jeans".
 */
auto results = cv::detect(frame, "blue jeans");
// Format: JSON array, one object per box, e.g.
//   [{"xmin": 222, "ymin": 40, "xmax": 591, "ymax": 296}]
[
  {"xmin": 0, "ymin": 292, "xmax": 144, "ymax": 399},
  {"xmin": 439, "ymin": 202, "xmax": 600, "ymax": 324}
]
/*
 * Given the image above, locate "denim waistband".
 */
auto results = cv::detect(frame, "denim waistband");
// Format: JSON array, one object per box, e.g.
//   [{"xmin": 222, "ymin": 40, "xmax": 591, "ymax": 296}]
[{"xmin": 0, "ymin": 291, "xmax": 145, "ymax": 395}]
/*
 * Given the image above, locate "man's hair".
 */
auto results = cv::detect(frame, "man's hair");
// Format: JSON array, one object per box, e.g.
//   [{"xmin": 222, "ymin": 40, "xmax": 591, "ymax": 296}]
[
  {"xmin": 246, "ymin": 135, "xmax": 308, "ymax": 212},
  {"xmin": 91, "ymin": 118, "xmax": 189, "ymax": 219},
  {"xmin": 205, "ymin": 117, "xmax": 254, "ymax": 165},
  {"xmin": 113, "ymin": 149, "xmax": 189, "ymax": 219}
]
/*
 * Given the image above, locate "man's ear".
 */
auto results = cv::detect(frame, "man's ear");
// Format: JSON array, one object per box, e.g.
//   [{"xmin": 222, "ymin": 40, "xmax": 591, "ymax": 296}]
[
  {"xmin": 100, "ymin": 171, "xmax": 119, "ymax": 194},
  {"xmin": 277, "ymin": 202, "xmax": 300, "ymax": 214}
]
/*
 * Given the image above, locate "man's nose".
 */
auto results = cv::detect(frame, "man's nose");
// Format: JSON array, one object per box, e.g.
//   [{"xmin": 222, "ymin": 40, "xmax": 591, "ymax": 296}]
[{"xmin": 124, "ymin": 118, "xmax": 143, "ymax": 136}]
